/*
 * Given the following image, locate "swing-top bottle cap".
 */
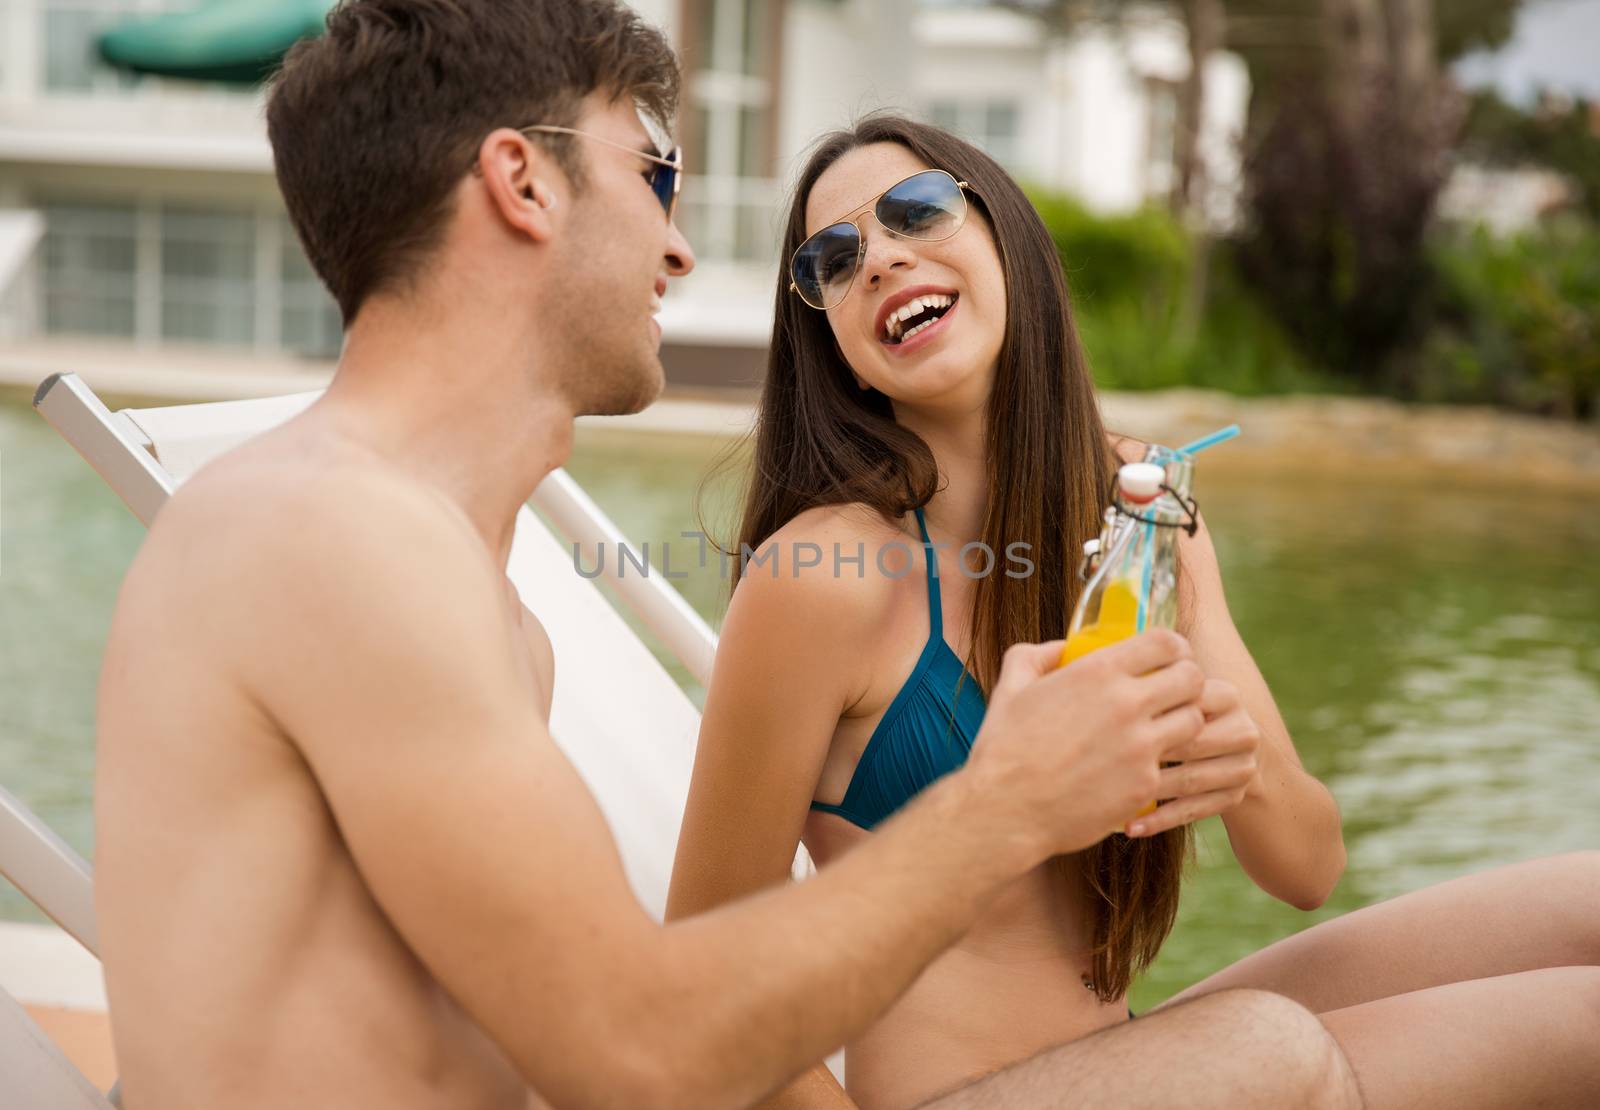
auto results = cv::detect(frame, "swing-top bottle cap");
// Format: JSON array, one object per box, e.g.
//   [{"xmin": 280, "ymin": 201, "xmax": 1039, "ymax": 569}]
[{"xmin": 1117, "ymin": 462, "xmax": 1165, "ymax": 504}]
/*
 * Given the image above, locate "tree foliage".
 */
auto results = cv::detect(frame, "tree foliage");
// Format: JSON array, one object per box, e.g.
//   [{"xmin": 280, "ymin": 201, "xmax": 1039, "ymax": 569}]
[{"xmin": 1460, "ymin": 89, "xmax": 1600, "ymax": 220}]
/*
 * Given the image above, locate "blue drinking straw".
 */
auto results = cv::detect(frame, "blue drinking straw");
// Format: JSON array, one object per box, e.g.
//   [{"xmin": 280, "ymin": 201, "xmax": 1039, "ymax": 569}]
[
  {"xmin": 1132, "ymin": 424, "xmax": 1240, "ymax": 629},
  {"xmin": 1136, "ymin": 519, "xmax": 1154, "ymax": 633},
  {"xmin": 1177, "ymin": 424, "xmax": 1241, "ymax": 456}
]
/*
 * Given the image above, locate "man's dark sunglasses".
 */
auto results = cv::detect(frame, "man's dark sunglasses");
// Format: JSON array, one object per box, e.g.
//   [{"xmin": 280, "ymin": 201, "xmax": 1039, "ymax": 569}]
[{"xmin": 473, "ymin": 124, "xmax": 683, "ymax": 223}]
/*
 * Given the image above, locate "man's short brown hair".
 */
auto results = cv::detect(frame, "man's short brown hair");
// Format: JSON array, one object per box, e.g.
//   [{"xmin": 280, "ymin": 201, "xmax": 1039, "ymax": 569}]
[{"xmin": 267, "ymin": 0, "xmax": 679, "ymax": 323}]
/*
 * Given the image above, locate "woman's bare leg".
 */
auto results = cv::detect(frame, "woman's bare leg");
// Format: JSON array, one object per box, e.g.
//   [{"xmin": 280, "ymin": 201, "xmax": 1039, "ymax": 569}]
[
  {"xmin": 921, "ymin": 989, "xmax": 1360, "ymax": 1110},
  {"xmin": 1319, "ymin": 965, "xmax": 1600, "ymax": 1110},
  {"xmin": 1163, "ymin": 851, "xmax": 1600, "ymax": 1014}
]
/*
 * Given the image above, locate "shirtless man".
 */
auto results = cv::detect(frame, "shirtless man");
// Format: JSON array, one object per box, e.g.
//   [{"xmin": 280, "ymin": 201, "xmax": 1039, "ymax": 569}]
[{"xmin": 92, "ymin": 2, "xmax": 1361, "ymax": 1107}]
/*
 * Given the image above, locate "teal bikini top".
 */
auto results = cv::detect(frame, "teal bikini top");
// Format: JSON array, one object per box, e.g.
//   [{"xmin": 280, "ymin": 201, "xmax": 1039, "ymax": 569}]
[{"xmin": 809, "ymin": 508, "xmax": 988, "ymax": 830}]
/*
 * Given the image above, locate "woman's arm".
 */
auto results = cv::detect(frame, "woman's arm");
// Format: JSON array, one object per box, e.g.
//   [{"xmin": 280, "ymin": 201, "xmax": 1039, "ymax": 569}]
[
  {"xmin": 668, "ymin": 510, "xmax": 882, "ymax": 1109},
  {"xmin": 1176, "ymin": 512, "xmax": 1346, "ymax": 909}
]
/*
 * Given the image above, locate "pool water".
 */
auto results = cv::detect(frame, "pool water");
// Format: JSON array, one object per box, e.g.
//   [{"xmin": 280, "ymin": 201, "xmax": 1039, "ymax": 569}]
[{"xmin": 2, "ymin": 398, "xmax": 1597, "ymax": 1009}]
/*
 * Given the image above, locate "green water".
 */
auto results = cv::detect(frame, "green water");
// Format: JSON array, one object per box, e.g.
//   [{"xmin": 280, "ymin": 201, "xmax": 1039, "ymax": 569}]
[{"xmin": 3, "ymin": 398, "xmax": 1598, "ymax": 1009}]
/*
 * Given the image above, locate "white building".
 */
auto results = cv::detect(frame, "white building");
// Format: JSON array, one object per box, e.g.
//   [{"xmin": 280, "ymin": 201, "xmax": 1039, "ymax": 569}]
[
  {"xmin": 912, "ymin": 5, "xmax": 1249, "ymax": 228},
  {"xmin": 1436, "ymin": 162, "xmax": 1579, "ymax": 238},
  {"xmin": 0, "ymin": 0, "xmax": 1247, "ymax": 392}
]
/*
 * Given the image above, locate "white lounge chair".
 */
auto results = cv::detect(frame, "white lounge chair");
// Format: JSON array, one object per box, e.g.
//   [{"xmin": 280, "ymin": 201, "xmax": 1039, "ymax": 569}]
[
  {"xmin": 0, "ymin": 783, "xmax": 111, "ymax": 1108},
  {"xmin": 6, "ymin": 372, "xmax": 805, "ymax": 1106}
]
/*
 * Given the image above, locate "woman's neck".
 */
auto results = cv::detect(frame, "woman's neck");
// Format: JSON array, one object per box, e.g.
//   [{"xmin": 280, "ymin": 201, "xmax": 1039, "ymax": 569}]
[{"xmin": 896, "ymin": 401, "xmax": 988, "ymax": 546}]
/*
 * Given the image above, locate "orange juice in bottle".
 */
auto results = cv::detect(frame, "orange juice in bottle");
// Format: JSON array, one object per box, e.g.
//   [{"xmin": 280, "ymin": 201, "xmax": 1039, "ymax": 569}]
[
  {"xmin": 1060, "ymin": 452, "xmax": 1197, "ymax": 820},
  {"xmin": 1058, "ymin": 578, "xmax": 1141, "ymax": 665},
  {"xmin": 1059, "ymin": 459, "xmax": 1176, "ymax": 667}
]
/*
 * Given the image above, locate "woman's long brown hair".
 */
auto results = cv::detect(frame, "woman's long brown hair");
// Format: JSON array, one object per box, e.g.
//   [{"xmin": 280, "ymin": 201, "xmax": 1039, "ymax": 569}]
[{"xmin": 732, "ymin": 113, "xmax": 1189, "ymax": 1002}]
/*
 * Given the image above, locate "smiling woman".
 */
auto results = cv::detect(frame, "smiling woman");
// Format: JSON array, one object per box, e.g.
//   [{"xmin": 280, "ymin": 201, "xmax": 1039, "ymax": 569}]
[
  {"xmin": 670, "ymin": 114, "xmax": 1197, "ymax": 1108},
  {"xmin": 796, "ymin": 143, "xmax": 1012, "ymax": 416},
  {"xmin": 665, "ymin": 112, "xmax": 1600, "ymax": 1110}
]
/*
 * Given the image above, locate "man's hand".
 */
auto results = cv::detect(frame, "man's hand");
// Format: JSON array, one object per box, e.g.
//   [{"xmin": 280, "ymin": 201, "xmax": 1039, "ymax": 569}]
[
  {"xmin": 965, "ymin": 629, "xmax": 1207, "ymax": 861},
  {"xmin": 1127, "ymin": 677, "xmax": 1263, "ymax": 839}
]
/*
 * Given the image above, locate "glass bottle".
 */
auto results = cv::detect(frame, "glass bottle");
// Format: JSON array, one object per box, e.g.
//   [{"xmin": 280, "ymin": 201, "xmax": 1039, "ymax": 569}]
[
  {"xmin": 1059, "ymin": 447, "xmax": 1197, "ymax": 821},
  {"xmin": 1060, "ymin": 445, "xmax": 1196, "ymax": 667}
]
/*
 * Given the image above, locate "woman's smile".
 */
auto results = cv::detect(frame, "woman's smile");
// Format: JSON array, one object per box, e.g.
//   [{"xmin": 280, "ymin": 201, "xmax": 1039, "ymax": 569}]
[{"xmin": 882, "ymin": 293, "xmax": 958, "ymax": 357}]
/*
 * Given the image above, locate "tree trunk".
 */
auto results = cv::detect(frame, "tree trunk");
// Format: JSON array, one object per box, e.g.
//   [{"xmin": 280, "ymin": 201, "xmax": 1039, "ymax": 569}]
[
  {"xmin": 1172, "ymin": 0, "xmax": 1224, "ymax": 219},
  {"xmin": 1321, "ymin": 0, "xmax": 1384, "ymax": 134},
  {"xmin": 1387, "ymin": 0, "xmax": 1439, "ymax": 150},
  {"xmin": 1175, "ymin": 0, "xmax": 1224, "ymax": 342}
]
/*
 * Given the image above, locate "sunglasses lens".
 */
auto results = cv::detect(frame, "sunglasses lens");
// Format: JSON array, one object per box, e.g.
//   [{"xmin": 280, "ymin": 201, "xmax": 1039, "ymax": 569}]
[
  {"xmin": 792, "ymin": 222, "xmax": 862, "ymax": 309},
  {"xmin": 877, "ymin": 170, "xmax": 965, "ymax": 241},
  {"xmin": 652, "ymin": 150, "xmax": 681, "ymax": 218}
]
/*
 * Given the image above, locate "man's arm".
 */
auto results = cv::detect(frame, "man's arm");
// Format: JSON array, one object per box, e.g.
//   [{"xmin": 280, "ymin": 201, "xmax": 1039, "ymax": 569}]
[{"xmin": 229, "ymin": 473, "xmax": 1208, "ymax": 1109}]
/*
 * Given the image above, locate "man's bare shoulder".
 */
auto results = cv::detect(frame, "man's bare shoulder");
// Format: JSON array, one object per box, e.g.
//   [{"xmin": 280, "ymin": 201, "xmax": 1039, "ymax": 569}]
[
  {"xmin": 171, "ymin": 436, "xmax": 479, "ymax": 565},
  {"xmin": 127, "ymin": 434, "xmax": 500, "ymax": 651}
]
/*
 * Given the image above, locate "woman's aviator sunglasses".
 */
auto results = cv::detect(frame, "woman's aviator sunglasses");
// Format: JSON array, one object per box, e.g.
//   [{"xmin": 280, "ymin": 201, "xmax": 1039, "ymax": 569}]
[
  {"xmin": 472, "ymin": 124, "xmax": 683, "ymax": 223},
  {"xmin": 789, "ymin": 169, "xmax": 971, "ymax": 310}
]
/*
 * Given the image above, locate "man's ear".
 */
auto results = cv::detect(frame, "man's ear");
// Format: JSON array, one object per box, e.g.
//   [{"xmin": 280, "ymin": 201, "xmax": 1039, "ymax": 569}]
[{"xmin": 475, "ymin": 128, "xmax": 559, "ymax": 242}]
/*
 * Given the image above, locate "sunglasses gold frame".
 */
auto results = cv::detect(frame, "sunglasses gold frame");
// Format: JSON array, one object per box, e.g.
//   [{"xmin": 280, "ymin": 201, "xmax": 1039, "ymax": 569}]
[{"xmin": 788, "ymin": 169, "xmax": 972, "ymax": 310}]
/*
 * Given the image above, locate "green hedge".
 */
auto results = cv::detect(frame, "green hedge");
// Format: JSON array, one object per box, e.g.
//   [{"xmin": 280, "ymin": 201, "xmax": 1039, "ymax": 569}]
[
  {"xmin": 1027, "ymin": 185, "xmax": 1599, "ymax": 419},
  {"xmin": 1422, "ymin": 218, "xmax": 1600, "ymax": 419},
  {"xmin": 1026, "ymin": 188, "xmax": 1328, "ymax": 395}
]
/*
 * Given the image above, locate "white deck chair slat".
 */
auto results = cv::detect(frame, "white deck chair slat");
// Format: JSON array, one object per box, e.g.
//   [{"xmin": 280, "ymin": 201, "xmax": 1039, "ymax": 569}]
[
  {"xmin": 33, "ymin": 375, "xmax": 174, "ymax": 526},
  {"xmin": 0, "ymin": 988, "xmax": 115, "ymax": 1110},
  {"xmin": 533, "ymin": 469, "xmax": 716, "ymax": 686},
  {"xmin": 0, "ymin": 785, "xmax": 97, "ymax": 955}
]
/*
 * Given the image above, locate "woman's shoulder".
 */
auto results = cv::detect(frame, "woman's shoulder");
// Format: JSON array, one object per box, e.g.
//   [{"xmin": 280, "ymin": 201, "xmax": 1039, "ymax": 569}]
[
  {"xmin": 762, "ymin": 501, "xmax": 909, "ymax": 551},
  {"xmin": 728, "ymin": 502, "xmax": 913, "ymax": 636}
]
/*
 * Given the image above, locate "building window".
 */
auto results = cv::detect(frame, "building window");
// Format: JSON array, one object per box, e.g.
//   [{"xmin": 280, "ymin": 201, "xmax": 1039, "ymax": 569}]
[
  {"xmin": 41, "ymin": 1, "xmax": 252, "ymax": 97},
  {"xmin": 37, "ymin": 200, "xmax": 342, "ymax": 357},
  {"xmin": 926, "ymin": 98, "xmax": 1022, "ymax": 168},
  {"xmin": 41, "ymin": 202, "xmax": 137, "ymax": 336},
  {"xmin": 43, "ymin": 1, "xmax": 147, "ymax": 93},
  {"xmin": 679, "ymin": 0, "xmax": 778, "ymax": 264},
  {"xmin": 1144, "ymin": 78, "xmax": 1179, "ymax": 201},
  {"xmin": 280, "ymin": 234, "xmax": 343, "ymax": 358},
  {"xmin": 160, "ymin": 206, "xmax": 255, "ymax": 345}
]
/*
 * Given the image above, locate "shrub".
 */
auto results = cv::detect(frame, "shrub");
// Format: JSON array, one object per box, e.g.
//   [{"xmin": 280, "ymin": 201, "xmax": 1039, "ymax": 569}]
[
  {"xmin": 1027, "ymin": 188, "xmax": 1327, "ymax": 395},
  {"xmin": 1424, "ymin": 218, "xmax": 1600, "ymax": 419}
]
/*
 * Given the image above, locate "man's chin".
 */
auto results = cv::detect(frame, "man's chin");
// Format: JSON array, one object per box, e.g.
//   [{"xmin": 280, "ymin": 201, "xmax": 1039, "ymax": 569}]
[{"xmin": 578, "ymin": 359, "xmax": 665, "ymax": 418}]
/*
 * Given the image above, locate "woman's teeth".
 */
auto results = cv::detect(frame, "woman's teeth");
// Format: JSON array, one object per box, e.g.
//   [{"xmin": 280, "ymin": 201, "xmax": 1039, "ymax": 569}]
[{"xmin": 885, "ymin": 293, "xmax": 955, "ymax": 342}]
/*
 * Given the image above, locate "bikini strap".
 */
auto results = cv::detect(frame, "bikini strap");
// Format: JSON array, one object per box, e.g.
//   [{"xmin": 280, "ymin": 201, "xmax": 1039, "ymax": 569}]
[{"xmin": 912, "ymin": 506, "xmax": 942, "ymax": 639}]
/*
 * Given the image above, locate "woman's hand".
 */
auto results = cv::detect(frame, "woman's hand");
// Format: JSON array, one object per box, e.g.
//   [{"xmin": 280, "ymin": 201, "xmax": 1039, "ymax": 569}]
[
  {"xmin": 1127, "ymin": 678, "xmax": 1262, "ymax": 838},
  {"xmin": 1190, "ymin": 677, "xmax": 1267, "ymax": 800}
]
